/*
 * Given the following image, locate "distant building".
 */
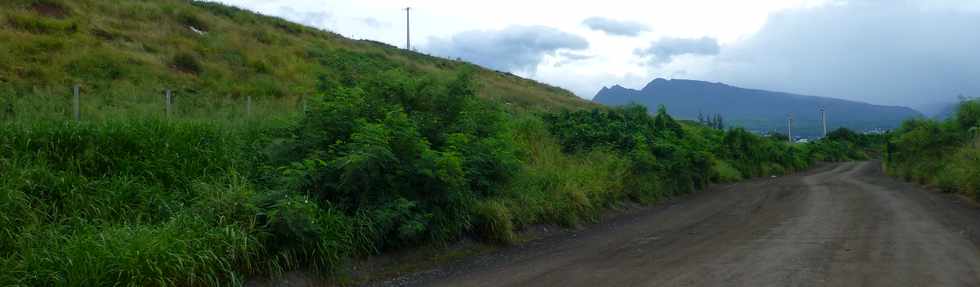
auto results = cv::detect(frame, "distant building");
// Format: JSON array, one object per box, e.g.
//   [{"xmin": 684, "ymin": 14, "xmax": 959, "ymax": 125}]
[{"xmin": 862, "ymin": 128, "xmax": 890, "ymax": 135}]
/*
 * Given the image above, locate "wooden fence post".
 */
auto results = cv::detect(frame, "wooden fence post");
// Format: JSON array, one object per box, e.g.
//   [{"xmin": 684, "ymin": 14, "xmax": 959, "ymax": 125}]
[
  {"xmin": 2, "ymin": 93, "xmax": 13, "ymax": 120},
  {"xmin": 72, "ymin": 84, "xmax": 80, "ymax": 122},
  {"xmin": 246, "ymin": 96, "xmax": 252, "ymax": 117},
  {"xmin": 165, "ymin": 89, "xmax": 172, "ymax": 119}
]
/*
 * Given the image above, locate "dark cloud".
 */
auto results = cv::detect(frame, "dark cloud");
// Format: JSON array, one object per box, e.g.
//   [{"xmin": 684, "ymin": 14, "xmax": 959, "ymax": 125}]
[
  {"xmin": 426, "ymin": 25, "xmax": 588, "ymax": 73},
  {"xmin": 703, "ymin": 3, "xmax": 980, "ymax": 111},
  {"xmin": 582, "ymin": 17, "xmax": 650, "ymax": 36},
  {"xmin": 634, "ymin": 37, "xmax": 720, "ymax": 65}
]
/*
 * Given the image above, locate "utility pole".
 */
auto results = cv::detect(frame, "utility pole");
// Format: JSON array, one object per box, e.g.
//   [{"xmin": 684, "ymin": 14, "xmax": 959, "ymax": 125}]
[
  {"xmin": 787, "ymin": 113, "xmax": 793, "ymax": 144},
  {"xmin": 821, "ymin": 108, "xmax": 827, "ymax": 138},
  {"xmin": 404, "ymin": 7, "xmax": 411, "ymax": 50}
]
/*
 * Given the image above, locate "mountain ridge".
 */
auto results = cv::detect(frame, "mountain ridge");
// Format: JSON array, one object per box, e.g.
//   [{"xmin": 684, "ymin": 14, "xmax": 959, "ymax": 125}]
[{"xmin": 594, "ymin": 78, "xmax": 923, "ymax": 137}]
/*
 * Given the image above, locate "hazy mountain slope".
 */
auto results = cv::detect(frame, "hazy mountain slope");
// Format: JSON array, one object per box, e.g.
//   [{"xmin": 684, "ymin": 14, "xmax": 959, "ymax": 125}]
[
  {"xmin": 0, "ymin": 0, "xmax": 593, "ymax": 121},
  {"xmin": 928, "ymin": 102, "xmax": 960, "ymax": 120},
  {"xmin": 594, "ymin": 78, "xmax": 923, "ymax": 137}
]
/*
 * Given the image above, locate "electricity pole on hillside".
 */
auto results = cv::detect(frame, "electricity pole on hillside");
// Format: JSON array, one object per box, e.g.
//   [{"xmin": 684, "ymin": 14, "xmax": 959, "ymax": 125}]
[
  {"xmin": 787, "ymin": 113, "xmax": 794, "ymax": 144},
  {"xmin": 404, "ymin": 7, "xmax": 411, "ymax": 50},
  {"xmin": 821, "ymin": 108, "xmax": 827, "ymax": 138}
]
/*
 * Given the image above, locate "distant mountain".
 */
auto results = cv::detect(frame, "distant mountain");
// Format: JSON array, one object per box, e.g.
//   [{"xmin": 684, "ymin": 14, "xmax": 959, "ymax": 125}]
[
  {"xmin": 931, "ymin": 103, "xmax": 958, "ymax": 120},
  {"xmin": 593, "ymin": 78, "xmax": 923, "ymax": 137}
]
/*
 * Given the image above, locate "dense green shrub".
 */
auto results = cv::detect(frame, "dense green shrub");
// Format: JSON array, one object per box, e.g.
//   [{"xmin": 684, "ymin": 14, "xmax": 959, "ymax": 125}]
[
  {"xmin": 956, "ymin": 100, "xmax": 980, "ymax": 130},
  {"xmin": 719, "ymin": 128, "xmax": 811, "ymax": 176},
  {"xmin": 543, "ymin": 105, "xmax": 808, "ymax": 202},
  {"xmin": 272, "ymin": 68, "xmax": 518, "ymax": 249},
  {"xmin": 804, "ymin": 139, "xmax": 867, "ymax": 162},
  {"xmin": 887, "ymin": 99, "xmax": 980, "ymax": 197}
]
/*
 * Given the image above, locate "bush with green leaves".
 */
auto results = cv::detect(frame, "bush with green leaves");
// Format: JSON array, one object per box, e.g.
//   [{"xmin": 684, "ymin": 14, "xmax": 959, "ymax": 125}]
[
  {"xmin": 272, "ymin": 68, "xmax": 519, "ymax": 250},
  {"xmin": 542, "ymin": 105, "xmax": 811, "ymax": 201},
  {"xmin": 887, "ymin": 99, "xmax": 980, "ymax": 197}
]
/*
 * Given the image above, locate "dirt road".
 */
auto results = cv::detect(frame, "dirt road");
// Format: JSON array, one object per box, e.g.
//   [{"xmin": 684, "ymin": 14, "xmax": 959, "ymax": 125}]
[{"xmin": 390, "ymin": 161, "xmax": 980, "ymax": 286}]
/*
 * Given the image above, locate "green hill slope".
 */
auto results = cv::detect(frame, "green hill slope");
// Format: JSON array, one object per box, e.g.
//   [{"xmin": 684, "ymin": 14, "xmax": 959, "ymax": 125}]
[{"xmin": 0, "ymin": 0, "xmax": 592, "ymax": 121}]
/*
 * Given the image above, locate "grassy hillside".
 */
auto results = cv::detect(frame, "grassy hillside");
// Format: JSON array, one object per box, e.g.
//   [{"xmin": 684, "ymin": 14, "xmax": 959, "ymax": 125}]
[{"xmin": 0, "ymin": 0, "xmax": 592, "ymax": 122}]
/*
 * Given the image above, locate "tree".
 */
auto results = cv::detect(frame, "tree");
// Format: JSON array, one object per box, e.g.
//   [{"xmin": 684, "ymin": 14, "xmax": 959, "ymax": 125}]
[
  {"xmin": 769, "ymin": 132, "xmax": 789, "ymax": 142},
  {"xmin": 955, "ymin": 99, "xmax": 980, "ymax": 130},
  {"xmin": 705, "ymin": 114, "xmax": 725, "ymax": 130},
  {"xmin": 654, "ymin": 105, "xmax": 684, "ymax": 137}
]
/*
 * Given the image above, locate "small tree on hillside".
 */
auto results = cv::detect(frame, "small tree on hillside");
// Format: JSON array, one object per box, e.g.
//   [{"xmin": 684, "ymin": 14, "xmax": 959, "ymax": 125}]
[
  {"xmin": 770, "ymin": 132, "xmax": 789, "ymax": 142},
  {"xmin": 654, "ymin": 105, "xmax": 684, "ymax": 137}
]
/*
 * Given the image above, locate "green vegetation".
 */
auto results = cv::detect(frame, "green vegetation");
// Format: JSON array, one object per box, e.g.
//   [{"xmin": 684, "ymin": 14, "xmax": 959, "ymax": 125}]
[
  {"xmin": 802, "ymin": 127, "xmax": 878, "ymax": 162},
  {"xmin": 886, "ymin": 99, "xmax": 980, "ymax": 198},
  {"xmin": 0, "ymin": 68, "xmax": 873, "ymax": 285},
  {"xmin": 0, "ymin": 0, "xmax": 875, "ymax": 285},
  {"xmin": 0, "ymin": 0, "xmax": 592, "ymax": 123},
  {"xmin": 540, "ymin": 105, "xmax": 889, "ymax": 197},
  {"xmin": 0, "ymin": 119, "xmax": 270, "ymax": 285}
]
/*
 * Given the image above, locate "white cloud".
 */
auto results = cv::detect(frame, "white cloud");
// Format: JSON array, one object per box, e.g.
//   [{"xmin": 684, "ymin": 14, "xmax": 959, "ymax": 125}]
[
  {"xmin": 358, "ymin": 17, "xmax": 389, "ymax": 29},
  {"xmin": 425, "ymin": 26, "xmax": 588, "ymax": 73},
  {"xmin": 582, "ymin": 17, "xmax": 649, "ymax": 36},
  {"xmin": 275, "ymin": 6, "xmax": 330, "ymax": 28}
]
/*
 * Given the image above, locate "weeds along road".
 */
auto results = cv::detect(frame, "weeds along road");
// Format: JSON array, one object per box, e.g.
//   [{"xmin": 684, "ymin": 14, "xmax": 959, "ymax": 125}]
[{"xmin": 392, "ymin": 161, "xmax": 980, "ymax": 287}]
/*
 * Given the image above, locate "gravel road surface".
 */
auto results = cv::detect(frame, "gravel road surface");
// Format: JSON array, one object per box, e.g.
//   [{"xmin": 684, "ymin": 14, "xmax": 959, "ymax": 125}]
[{"xmin": 390, "ymin": 161, "xmax": 980, "ymax": 287}]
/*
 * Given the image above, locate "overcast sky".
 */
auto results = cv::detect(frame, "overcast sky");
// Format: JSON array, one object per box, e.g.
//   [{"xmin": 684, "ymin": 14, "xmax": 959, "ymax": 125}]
[{"xmin": 217, "ymin": 0, "xmax": 980, "ymax": 112}]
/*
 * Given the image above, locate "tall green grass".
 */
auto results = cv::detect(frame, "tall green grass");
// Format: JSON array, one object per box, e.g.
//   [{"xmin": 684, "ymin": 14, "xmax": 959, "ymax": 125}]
[
  {"xmin": 0, "ymin": 119, "xmax": 259, "ymax": 285},
  {"xmin": 0, "ymin": 118, "xmax": 368, "ymax": 285},
  {"xmin": 494, "ymin": 116, "xmax": 631, "ymax": 230}
]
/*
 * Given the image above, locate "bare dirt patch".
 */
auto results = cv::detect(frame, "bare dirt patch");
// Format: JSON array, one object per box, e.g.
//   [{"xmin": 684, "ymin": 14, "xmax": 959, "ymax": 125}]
[{"xmin": 31, "ymin": 2, "xmax": 69, "ymax": 19}]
